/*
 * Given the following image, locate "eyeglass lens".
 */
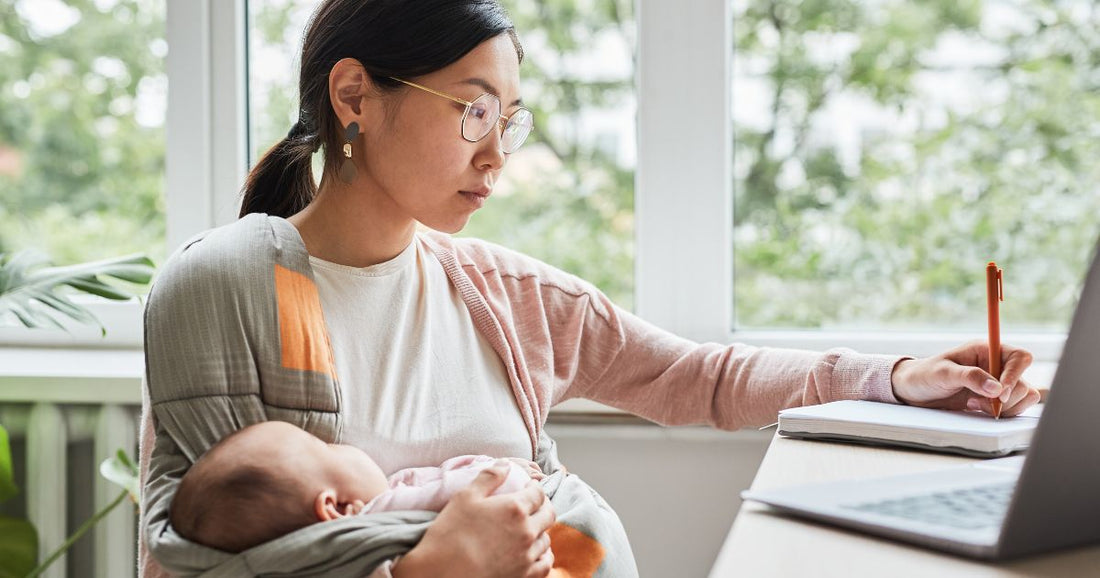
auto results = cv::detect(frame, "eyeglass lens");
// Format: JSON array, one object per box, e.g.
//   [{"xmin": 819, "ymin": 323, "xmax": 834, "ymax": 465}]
[{"xmin": 462, "ymin": 94, "xmax": 533, "ymax": 154}]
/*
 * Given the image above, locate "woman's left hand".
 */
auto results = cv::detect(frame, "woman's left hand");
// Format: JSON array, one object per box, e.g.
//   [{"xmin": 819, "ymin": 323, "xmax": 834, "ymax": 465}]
[{"xmin": 890, "ymin": 340, "xmax": 1042, "ymax": 418}]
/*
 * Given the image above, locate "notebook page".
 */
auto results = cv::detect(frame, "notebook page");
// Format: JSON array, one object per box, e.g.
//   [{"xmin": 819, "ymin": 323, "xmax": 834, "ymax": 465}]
[{"xmin": 779, "ymin": 400, "xmax": 1041, "ymax": 436}]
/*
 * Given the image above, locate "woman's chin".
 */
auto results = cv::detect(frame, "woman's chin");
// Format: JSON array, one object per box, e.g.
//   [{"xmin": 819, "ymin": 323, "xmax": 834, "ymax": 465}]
[{"xmin": 420, "ymin": 216, "xmax": 471, "ymax": 235}]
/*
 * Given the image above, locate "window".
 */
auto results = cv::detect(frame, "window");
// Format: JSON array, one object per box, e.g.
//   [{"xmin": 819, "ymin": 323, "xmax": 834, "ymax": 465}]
[
  {"xmin": 732, "ymin": 0, "xmax": 1100, "ymax": 332},
  {"xmin": 247, "ymin": 0, "xmax": 317, "ymax": 175},
  {"xmin": 246, "ymin": 0, "xmax": 637, "ymax": 310},
  {"xmin": 9, "ymin": 0, "xmax": 1088, "ymax": 356},
  {"xmin": 461, "ymin": 0, "xmax": 637, "ymax": 310},
  {"xmin": 0, "ymin": 0, "xmax": 167, "ymax": 267}
]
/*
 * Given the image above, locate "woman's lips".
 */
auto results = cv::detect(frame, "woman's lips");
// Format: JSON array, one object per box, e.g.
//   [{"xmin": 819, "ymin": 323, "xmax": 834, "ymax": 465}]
[
  {"xmin": 459, "ymin": 187, "xmax": 491, "ymax": 198},
  {"xmin": 460, "ymin": 190, "xmax": 487, "ymax": 207}
]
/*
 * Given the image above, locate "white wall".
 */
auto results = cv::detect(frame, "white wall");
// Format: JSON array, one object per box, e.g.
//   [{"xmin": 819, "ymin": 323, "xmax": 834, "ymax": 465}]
[{"xmin": 548, "ymin": 423, "xmax": 772, "ymax": 577}]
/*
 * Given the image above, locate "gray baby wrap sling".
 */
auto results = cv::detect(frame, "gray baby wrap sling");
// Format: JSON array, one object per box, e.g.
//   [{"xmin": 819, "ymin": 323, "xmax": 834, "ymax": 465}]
[{"xmin": 140, "ymin": 215, "xmax": 639, "ymax": 577}]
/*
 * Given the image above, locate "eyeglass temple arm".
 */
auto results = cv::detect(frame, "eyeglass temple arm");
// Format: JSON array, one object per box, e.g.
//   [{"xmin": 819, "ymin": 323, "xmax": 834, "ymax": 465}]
[
  {"xmin": 389, "ymin": 76, "xmax": 514, "ymax": 124},
  {"xmin": 389, "ymin": 77, "xmax": 470, "ymax": 106}
]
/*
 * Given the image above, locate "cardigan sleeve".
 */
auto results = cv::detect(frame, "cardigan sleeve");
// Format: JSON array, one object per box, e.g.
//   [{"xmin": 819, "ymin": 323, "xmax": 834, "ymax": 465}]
[
  {"xmin": 434, "ymin": 232, "xmax": 906, "ymax": 432},
  {"xmin": 548, "ymin": 282, "xmax": 906, "ymax": 430}
]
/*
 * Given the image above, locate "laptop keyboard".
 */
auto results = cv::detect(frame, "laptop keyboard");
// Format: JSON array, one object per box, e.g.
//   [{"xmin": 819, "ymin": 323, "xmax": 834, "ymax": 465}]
[{"xmin": 843, "ymin": 482, "xmax": 1014, "ymax": 530}]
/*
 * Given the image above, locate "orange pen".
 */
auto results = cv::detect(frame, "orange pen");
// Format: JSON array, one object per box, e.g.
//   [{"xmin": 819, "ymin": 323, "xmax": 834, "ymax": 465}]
[{"xmin": 986, "ymin": 262, "xmax": 1004, "ymax": 419}]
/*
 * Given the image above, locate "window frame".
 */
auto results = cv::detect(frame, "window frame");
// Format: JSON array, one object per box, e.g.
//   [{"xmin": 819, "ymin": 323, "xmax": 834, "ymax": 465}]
[{"xmin": 3, "ymin": 0, "xmax": 1068, "ymax": 364}]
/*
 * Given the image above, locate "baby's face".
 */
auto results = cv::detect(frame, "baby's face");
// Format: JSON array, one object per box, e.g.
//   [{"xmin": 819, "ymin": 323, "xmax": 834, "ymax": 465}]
[{"xmin": 311, "ymin": 439, "xmax": 390, "ymax": 503}]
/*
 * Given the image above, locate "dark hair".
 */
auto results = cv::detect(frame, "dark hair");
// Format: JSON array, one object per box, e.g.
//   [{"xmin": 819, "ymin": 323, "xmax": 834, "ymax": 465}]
[
  {"xmin": 240, "ymin": 0, "xmax": 524, "ymax": 218},
  {"xmin": 170, "ymin": 427, "xmax": 315, "ymax": 552}
]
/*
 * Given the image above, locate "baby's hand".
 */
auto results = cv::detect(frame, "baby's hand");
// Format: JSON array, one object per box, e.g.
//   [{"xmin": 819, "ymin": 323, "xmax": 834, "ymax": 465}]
[{"xmin": 503, "ymin": 457, "xmax": 546, "ymax": 481}]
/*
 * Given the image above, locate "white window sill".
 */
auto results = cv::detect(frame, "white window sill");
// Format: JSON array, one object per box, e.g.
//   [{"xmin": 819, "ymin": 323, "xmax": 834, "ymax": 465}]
[{"xmin": 0, "ymin": 346, "xmax": 625, "ymax": 417}]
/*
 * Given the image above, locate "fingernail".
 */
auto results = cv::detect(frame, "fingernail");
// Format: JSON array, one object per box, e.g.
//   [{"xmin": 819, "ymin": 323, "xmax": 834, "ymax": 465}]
[
  {"xmin": 967, "ymin": 398, "xmax": 981, "ymax": 411},
  {"xmin": 983, "ymin": 380, "xmax": 1001, "ymax": 394},
  {"xmin": 999, "ymin": 388, "xmax": 1012, "ymax": 403}
]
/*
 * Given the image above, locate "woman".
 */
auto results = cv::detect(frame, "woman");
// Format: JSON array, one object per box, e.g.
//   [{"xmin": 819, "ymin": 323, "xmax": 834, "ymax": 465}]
[{"xmin": 138, "ymin": 0, "xmax": 1041, "ymax": 576}]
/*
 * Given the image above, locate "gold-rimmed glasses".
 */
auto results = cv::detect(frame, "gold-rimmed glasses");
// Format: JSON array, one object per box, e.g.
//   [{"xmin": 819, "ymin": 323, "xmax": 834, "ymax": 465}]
[{"xmin": 389, "ymin": 77, "xmax": 534, "ymax": 154}]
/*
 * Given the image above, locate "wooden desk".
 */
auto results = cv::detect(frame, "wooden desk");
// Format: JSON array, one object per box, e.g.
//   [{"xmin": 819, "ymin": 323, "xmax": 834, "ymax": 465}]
[{"xmin": 709, "ymin": 433, "xmax": 1100, "ymax": 577}]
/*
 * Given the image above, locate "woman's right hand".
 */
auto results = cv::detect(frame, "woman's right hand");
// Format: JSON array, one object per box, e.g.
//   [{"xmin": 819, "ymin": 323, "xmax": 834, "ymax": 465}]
[{"xmin": 393, "ymin": 462, "xmax": 556, "ymax": 578}]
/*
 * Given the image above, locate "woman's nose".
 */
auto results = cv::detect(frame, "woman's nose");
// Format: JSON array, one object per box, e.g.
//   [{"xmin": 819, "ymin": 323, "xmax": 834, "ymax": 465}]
[{"xmin": 474, "ymin": 126, "xmax": 507, "ymax": 171}]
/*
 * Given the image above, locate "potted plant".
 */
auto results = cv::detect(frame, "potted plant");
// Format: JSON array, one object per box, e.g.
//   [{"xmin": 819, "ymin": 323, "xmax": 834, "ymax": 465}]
[{"xmin": 0, "ymin": 250, "xmax": 154, "ymax": 577}]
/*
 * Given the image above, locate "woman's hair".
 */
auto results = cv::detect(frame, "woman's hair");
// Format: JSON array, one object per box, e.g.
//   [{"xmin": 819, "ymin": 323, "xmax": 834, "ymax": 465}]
[{"xmin": 240, "ymin": 0, "xmax": 524, "ymax": 218}]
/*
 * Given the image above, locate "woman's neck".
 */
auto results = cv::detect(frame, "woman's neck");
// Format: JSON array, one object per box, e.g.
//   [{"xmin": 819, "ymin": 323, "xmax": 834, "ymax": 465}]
[{"xmin": 287, "ymin": 172, "xmax": 417, "ymax": 268}]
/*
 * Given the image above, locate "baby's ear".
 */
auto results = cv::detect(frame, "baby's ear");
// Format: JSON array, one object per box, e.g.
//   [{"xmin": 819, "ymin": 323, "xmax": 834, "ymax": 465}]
[{"xmin": 314, "ymin": 489, "xmax": 344, "ymax": 521}]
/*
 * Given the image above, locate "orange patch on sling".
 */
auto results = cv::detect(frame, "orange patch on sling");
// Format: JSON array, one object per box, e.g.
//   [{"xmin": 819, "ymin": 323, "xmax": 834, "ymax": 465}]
[
  {"xmin": 274, "ymin": 264, "xmax": 335, "ymax": 377},
  {"xmin": 547, "ymin": 522, "xmax": 605, "ymax": 577}
]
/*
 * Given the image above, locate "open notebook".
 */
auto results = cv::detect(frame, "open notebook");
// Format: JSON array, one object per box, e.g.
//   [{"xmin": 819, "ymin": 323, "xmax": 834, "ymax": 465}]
[{"xmin": 777, "ymin": 400, "xmax": 1042, "ymax": 458}]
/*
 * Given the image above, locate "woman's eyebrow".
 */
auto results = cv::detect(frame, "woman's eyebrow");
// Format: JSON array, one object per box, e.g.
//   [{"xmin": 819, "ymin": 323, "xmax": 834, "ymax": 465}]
[{"xmin": 458, "ymin": 77, "xmax": 524, "ymax": 107}]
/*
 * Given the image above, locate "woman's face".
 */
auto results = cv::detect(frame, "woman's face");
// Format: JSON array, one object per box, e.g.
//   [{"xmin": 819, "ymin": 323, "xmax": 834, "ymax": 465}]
[{"xmin": 359, "ymin": 34, "xmax": 523, "ymax": 234}]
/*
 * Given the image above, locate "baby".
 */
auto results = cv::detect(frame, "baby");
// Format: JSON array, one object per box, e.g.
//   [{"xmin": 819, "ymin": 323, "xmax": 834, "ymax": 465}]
[{"xmin": 169, "ymin": 421, "xmax": 544, "ymax": 553}]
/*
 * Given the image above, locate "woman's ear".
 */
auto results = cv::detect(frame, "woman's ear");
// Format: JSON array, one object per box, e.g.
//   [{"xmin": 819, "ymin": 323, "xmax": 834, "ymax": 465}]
[
  {"xmin": 314, "ymin": 489, "xmax": 346, "ymax": 521},
  {"xmin": 328, "ymin": 58, "xmax": 373, "ymax": 131}
]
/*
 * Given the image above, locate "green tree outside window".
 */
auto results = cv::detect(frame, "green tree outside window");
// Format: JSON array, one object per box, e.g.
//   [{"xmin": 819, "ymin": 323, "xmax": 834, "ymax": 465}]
[
  {"xmin": 0, "ymin": 0, "xmax": 167, "ymax": 270},
  {"xmin": 733, "ymin": 0, "xmax": 1100, "ymax": 331}
]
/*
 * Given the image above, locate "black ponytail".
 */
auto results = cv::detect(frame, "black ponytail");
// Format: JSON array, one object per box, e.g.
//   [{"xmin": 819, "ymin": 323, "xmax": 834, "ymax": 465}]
[{"xmin": 239, "ymin": 0, "xmax": 524, "ymax": 218}]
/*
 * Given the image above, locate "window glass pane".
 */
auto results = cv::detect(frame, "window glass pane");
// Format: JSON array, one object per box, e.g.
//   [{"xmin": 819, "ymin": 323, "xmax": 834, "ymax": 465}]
[
  {"xmin": 463, "ymin": 0, "xmax": 636, "ymax": 310},
  {"xmin": 732, "ymin": 0, "xmax": 1100, "ymax": 331},
  {"xmin": 247, "ymin": 0, "xmax": 319, "ymax": 175},
  {"xmin": 0, "ymin": 0, "xmax": 167, "ymax": 267},
  {"xmin": 247, "ymin": 0, "xmax": 636, "ymax": 310}
]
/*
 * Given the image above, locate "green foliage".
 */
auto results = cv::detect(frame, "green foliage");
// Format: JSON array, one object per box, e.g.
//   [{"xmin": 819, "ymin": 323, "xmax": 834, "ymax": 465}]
[
  {"xmin": 0, "ymin": 251, "xmax": 155, "ymax": 334},
  {"xmin": 733, "ymin": 0, "xmax": 1100, "ymax": 330},
  {"xmin": 0, "ymin": 423, "xmax": 140, "ymax": 578},
  {"xmin": 0, "ymin": 516, "xmax": 37, "ymax": 578},
  {"xmin": 0, "ymin": 425, "xmax": 37, "ymax": 578},
  {"xmin": 0, "ymin": 0, "xmax": 167, "ymax": 268},
  {"xmin": 0, "ymin": 426, "xmax": 15, "ymax": 503}
]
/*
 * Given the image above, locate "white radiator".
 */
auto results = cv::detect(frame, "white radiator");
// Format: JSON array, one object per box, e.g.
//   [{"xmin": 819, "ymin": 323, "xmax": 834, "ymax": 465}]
[
  {"xmin": 1, "ymin": 403, "xmax": 139, "ymax": 578},
  {"xmin": 0, "ymin": 348, "xmax": 144, "ymax": 578}
]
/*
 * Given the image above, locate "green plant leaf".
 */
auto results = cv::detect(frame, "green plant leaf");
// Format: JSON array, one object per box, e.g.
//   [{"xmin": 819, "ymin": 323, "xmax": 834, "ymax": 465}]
[
  {"xmin": 0, "ymin": 426, "xmax": 17, "ymax": 503},
  {"xmin": 0, "ymin": 515, "xmax": 38, "ymax": 578},
  {"xmin": 100, "ymin": 451, "xmax": 140, "ymax": 503},
  {"xmin": 30, "ymin": 292, "xmax": 98, "ymax": 324},
  {"xmin": 61, "ymin": 277, "xmax": 132, "ymax": 301},
  {"xmin": 116, "ymin": 448, "xmax": 136, "ymax": 472},
  {"xmin": 38, "ymin": 254, "xmax": 156, "ymax": 287},
  {"xmin": 0, "ymin": 251, "xmax": 155, "ymax": 333},
  {"xmin": 7, "ymin": 304, "xmax": 68, "ymax": 332}
]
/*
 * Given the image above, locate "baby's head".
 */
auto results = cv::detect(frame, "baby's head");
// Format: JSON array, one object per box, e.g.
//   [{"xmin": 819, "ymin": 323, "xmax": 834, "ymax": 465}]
[{"xmin": 170, "ymin": 421, "xmax": 389, "ymax": 552}]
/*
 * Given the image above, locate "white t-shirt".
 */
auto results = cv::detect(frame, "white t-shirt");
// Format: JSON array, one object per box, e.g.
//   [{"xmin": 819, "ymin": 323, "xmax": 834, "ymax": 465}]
[{"xmin": 309, "ymin": 235, "xmax": 532, "ymax": 475}]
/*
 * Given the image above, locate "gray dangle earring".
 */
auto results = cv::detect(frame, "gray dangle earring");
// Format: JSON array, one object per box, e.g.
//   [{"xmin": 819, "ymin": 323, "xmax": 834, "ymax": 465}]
[{"xmin": 339, "ymin": 121, "xmax": 360, "ymax": 184}]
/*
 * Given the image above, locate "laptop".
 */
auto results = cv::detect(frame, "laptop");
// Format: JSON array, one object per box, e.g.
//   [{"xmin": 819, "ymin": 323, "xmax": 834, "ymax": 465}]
[{"xmin": 741, "ymin": 241, "xmax": 1100, "ymax": 560}]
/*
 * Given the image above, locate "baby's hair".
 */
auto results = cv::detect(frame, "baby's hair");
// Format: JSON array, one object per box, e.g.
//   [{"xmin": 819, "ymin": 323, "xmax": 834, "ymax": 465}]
[{"xmin": 170, "ymin": 425, "xmax": 317, "ymax": 553}]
